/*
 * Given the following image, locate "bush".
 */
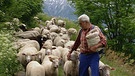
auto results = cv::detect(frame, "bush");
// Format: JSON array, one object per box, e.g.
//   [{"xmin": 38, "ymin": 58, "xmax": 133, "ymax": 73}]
[{"xmin": 0, "ymin": 30, "xmax": 22, "ymax": 76}]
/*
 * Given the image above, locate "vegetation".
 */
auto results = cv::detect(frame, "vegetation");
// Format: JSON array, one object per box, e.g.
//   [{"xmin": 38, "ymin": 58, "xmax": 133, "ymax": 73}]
[
  {"xmin": 0, "ymin": 0, "xmax": 43, "ymax": 27},
  {"xmin": 0, "ymin": 0, "xmax": 135, "ymax": 75},
  {"xmin": 0, "ymin": 0, "xmax": 43, "ymax": 75},
  {"xmin": 68, "ymin": 0, "xmax": 135, "ymax": 59},
  {"xmin": 0, "ymin": 30, "xmax": 22, "ymax": 76}
]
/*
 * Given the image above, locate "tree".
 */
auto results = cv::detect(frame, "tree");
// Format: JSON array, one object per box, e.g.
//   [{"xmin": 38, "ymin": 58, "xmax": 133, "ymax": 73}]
[
  {"xmin": 0, "ymin": 0, "xmax": 43, "ymax": 26},
  {"xmin": 68, "ymin": 0, "xmax": 135, "ymax": 59}
]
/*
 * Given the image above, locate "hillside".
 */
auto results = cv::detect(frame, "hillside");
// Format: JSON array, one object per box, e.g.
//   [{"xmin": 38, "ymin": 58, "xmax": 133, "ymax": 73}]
[
  {"xmin": 0, "ymin": 14, "xmax": 135, "ymax": 76},
  {"xmin": 101, "ymin": 49, "xmax": 135, "ymax": 76}
]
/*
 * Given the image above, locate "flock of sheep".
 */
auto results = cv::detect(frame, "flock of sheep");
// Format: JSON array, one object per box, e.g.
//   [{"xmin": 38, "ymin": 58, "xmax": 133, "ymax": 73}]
[{"xmin": 13, "ymin": 17, "xmax": 114, "ymax": 76}]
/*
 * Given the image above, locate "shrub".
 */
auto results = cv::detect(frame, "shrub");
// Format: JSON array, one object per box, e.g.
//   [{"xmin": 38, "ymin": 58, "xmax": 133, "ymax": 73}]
[{"xmin": 0, "ymin": 30, "xmax": 22, "ymax": 76}]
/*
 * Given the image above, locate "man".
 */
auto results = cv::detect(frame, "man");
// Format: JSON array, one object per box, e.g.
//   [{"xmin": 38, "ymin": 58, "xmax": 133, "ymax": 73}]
[{"xmin": 67, "ymin": 14, "xmax": 107, "ymax": 76}]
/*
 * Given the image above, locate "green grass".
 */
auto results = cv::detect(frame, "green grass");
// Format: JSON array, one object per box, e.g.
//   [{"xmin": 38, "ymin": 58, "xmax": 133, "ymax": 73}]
[
  {"xmin": 101, "ymin": 56, "xmax": 135, "ymax": 76},
  {"xmin": 58, "ymin": 56, "xmax": 134, "ymax": 76}
]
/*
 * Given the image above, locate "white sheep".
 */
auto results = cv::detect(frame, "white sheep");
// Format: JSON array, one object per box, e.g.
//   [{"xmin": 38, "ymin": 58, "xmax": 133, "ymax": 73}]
[
  {"xmin": 15, "ymin": 39, "xmax": 40, "ymax": 51},
  {"xmin": 37, "ymin": 48, "xmax": 52, "ymax": 63},
  {"xmin": 88, "ymin": 61, "xmax": 115, "ymax": 76},
  {"xmin": 57, "ymin": 19, "xmax": 66, "ymax": 27},
  {"xmin": 51, "ymin": 46, "xmax": 63, "ymax": 58},
  {"xmin": 60, "ymin": 27, "xmax": 68, "ymax": 34},
  {"xmin": 67, "ymin": 28, "xmax": 77, "ymax": 35},
  {"xmin": 26, "ymin": 61, "xmax": 45, "ymax": 76},
  {"xmin": 51, "ymin": 17, "xmax": 57, "ymax": 25},
  {"xmin": 41, "ymin": 28, "xmax": 51, "ymax": 38},
  {"xmin": 50, "ymin": 32, "xmax": 59, "ymax": 41},
  {"xmin": 64, "ymin": 40, "xmax": 75, "ymax": 49},
  {"xmin": 42, "ymin": 55, "xmax": 60, "ymax": 76},
  {"xmin": 15, "ymin": 30, "xmax": 40, "ymax": 39},
  {"xmin": 45, "ymin": 20, "xmax": 54, "ymax": 29},
  {"xmin": 53, "ymin": 36, "xmax": 65, "ymax": 47},
  {"xmin": 12, "ymin": 18, "xmax": 20, "ymax": 25},
  {"xmin": 61, "ymin": 34, "xmax": 70, "ymax": 43},
  {"xmin": 60, "ymin": 28, "xmax": 77, "ymax": 43},
  {"xmin": 42, "ymin": 39, "xmax": 53, "ymax": 49},
  {"xmin": 86, "ymin": 26, "xmax": 103, "ymax": 52},
  {"xmin": 49, "ymin": 25, "xmax": 60, "ymax": 33},
  {"xmin": 17, "ymin": 47, "xmax": 38, "ymax": 68},
  {"xmin": 33, "ymin": 27, "xmax": 42, "ymax": 34},
  {"xmin": 61, "ymin": 48, "xmax": 71, "ymax": 64},
  {"xmin": 99, "ymin": 61, "xmax": 115, "ymax": 76},
  {"xmin": 45, "ymin": 17, "xmax": 57, "ymax": 30},
  {"xmin": 63, "ymin": 51, "xmax": 80, "ymax": 76}
]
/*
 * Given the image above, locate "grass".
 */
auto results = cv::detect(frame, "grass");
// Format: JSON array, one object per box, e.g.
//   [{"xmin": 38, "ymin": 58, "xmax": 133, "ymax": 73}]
[
  {"xmin": 57, "ymin": 55, "xmax": 135, "ymax": 76},
  {"xmin": 101, "ymin": 55, "xmax": 135, "ymax": 76}
]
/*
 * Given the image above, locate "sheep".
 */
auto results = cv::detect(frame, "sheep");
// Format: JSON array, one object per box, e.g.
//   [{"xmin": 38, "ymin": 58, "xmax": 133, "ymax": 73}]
[
  {"xmin": 15, "ymin": 30, "xmax": 40, "ymax": 40},
  {"xmin": 12, "ymin": 18, "xmax": 20, "ymax": 25},
  {"xmin": 17, "ymin": 47, "xmax": 38, "ymax": 68},
  {"xmin": 51, "ymin": 17, "xmax": 57, "ymax": 25},
  {"xmin": 15, "ymin": 39, "xmax": 40, "ymax": 51},
  {"xmin": 41, "ymin": 28, "xmax": 51, "ymax": 39},
  {"xmin": 51, "ymin": 46, "xmax": 63, "ymax": 58},
  {"xmin": 45, "ymin": 17, "xmax": 57, "ymax": 30},
  {"xmin": 12, "ymin": 39, "xmax": 30, "ymax": 50},
  {"xmin": 42, "ymin": 39, "xmax": 53, "ymax": 49},
  {"xmin": 60, "ymin": 34, "xmax": 70, "ymax": 43},
  {"xmin": 57, "ymin": 19, "xmax": 66, "ymax": 27},
  {"xmin": 86, "ymin": 26, "xmax": 103, "ymax": 52},
  {"xmin": 60, "ymin": 28, "xmax": 77, "ymax": 43},
  {"xmin": 99, "ymin": 61, "xmax": 115, "ymax": 76},
  {"xmin": 50, "ymin": 32, "xmax": 59, "ymax": 41},
  {"xmin": 18, "ymin": 23, "xmax": 28, "ymax": 32},
  {"xmin": 67, "ymin": 28, "xmax": 77, "ymax": 35},
  {"xmin": 49, "ymin": 24, "xmax": 60, "ymax": 33},
  {"xmin": 61, "ymin": 48, "xmax": 72, "ymax": 64},
  {"xmin": 53, "ymin": 36, "xmax": 66, "ymax": 47},
  {"xmin": 45, "ymin": 20, "xmax": 53, "ymax": 28},
  {"xmin": 63, "ymin": 51, "xmax": 80, "ymax": 76},
  {"xmin": 36, "ymin": 48, "xmax": 52, "ymax": 64},
  {"xmin": 64, "ymin": 40, "xmax": 75, "ymax": 49},
  {"xmin": 88, "ymin": 61, "xmax": 115, "ymax": 76},
  {"xmin": 60, "ymin": 27, "xmax": 68, "ymax": 34},
  {"xmin": 33, "ymin": 27, "xmax": 42, "ymax": 34},
  {"xmin": 26, "ymin": 61, "xmax": 45, "ymax": 76},
  {"xmin": 42, "ymin": 55, "xmax": 60, "ymax": 76}
]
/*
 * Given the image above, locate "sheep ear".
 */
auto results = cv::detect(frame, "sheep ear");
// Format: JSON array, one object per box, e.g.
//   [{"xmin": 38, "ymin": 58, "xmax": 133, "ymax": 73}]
[
  {"xmin": 49, "ymin": 57, "xmax": 53, "ymax": 62},
  {"xmin": 106, "ymin": 65, "xmax": 115, "ymax": 70},
  {"xmin": 111, "ymin": 67, "xmax": 115, "ymax": 70},
  {"xmin": 22, "ymin": 53, "xmax": 26, "ymax": 55}
]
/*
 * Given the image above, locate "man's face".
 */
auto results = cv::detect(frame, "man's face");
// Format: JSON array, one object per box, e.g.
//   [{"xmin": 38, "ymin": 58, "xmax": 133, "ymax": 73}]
[{"xmin": 79, "ymin": 21, "xmax": 87, "ymax": 29}]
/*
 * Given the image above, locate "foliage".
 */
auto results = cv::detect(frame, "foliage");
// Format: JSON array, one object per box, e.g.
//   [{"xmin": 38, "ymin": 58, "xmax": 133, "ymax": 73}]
[
  {"xmin": 68, "ymin": 0, "xmax": 135, "ymax": 59},
  {"xmin": 0, "ymin": 30, "xmax": 22, "ymax": 76},
  {"xmin": 0, "ymin": 0, "xmax": 43, "ymax": 27}
]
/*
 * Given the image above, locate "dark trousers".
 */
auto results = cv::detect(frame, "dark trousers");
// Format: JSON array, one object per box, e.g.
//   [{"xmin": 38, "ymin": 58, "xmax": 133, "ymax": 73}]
[{"xmin": 79, "ymin": 52, "xmax": 99, "ymax": 76}]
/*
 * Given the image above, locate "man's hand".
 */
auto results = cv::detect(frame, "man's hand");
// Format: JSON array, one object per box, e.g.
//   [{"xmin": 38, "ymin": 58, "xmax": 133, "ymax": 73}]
[
  {"xmin": 67, "ymin": 52, "xmax": 72, "ymax": 60},
  {"xmin": 88, "ymin": 43, "xmax": 103, "ymax": 52},
  {"xmin": 88, "ymin": 45, "xmax": 97, "ymax": 52}
]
